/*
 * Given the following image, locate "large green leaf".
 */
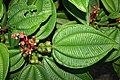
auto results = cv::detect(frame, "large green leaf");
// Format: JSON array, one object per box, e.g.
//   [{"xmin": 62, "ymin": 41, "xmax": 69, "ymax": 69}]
[
  {"xmin": 42, "ymin": 57, "xmax": 93, "ymax": 80},
  {"xmin": 0, "ymin": 43, "xmax": 9, "ymax": 80},
  {"xmin": 62, "ymin": 0, "xmax": 86, "ymax": 24},
  {"xmin": 52, "ymin": 24, "xmax": 116, "ymax": 68},
  {"xmin": 99, "ymin": 27, "xmax": 120, "ymax": 62},
  {"xmin": 9, "ymin": 48, "xmax": 25, "ymax": 72},
  {"xmin": 7, "ymin": 0, "xmax": 52, "ymax": 36},
  {"xmin": 35, "ymin": 0, "xmax": 56, "ymax": 39},
  {"xmin": 101, "ymin": 0, "xmax": 120, "ymax": 13},
  {"xmin": 19, "ymin": 64, "xmax": 49, "ymax": 80},
  {"xmin": 68, "ymin": 0, "xmax": 89, "ymax": 12}
]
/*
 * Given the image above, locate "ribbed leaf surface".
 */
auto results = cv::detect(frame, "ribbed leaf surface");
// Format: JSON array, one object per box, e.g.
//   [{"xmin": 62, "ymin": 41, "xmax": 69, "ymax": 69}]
[
  {"xmin": 99, "ymin": 27, "xmax": 120, "ymax": 62},
  {"xmin": 0, "ymin": 43, "xmax": 9, "ymax": 80},
  {"xmin": 9, "ymin": 49, "xmax": 25, "ymax": 72},
  {"xmin": 19, "ymin": 64, "xmax": 49, "ymax": 80},
  {"xmin": 8, "ymin": 0, "xmax": 52, "ymax": 35},
  {"xmin": 42, "ymin": 57, "xmax": 93, "ymax": 80},
  {"xmin": 52, "ymin": 24, "xmax": 116, "ymax": 68},
  {"xmin": 68, "ymin": 0, "xmax": 89, "ymax": 12},
  {"xmin": 35, "ymin": 0, "xmax": 56, "ymax": 39},
  {"xmin": 101, "ymin": 0, "xmax": 120, "ymax": 13}
]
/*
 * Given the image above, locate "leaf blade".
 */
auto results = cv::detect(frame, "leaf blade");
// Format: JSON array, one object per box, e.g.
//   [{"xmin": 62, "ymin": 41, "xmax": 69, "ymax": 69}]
[{"xmin": 52, "ymin": 24, "xmax": 116, "ymax": 68}]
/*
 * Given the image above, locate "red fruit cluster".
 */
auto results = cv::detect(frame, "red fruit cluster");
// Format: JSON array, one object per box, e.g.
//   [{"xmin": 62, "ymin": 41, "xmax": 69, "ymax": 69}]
[
  {"xmin": 11, "ymin": 32, "xmax": 38, "ymax": 57},
  {"xmin": 90, "ymin": 6, "xmax": 100, "ymax": 23}
]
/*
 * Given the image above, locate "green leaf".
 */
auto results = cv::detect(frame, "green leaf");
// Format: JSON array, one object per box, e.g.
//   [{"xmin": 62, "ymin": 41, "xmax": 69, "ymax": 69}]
[
  {"xmin": 0, "ymin": 43, "xmax": 9, "ymax": 80},
  {"xmin": 8, "ymin": 0, "xmax": 52, "ymax": 36},
  {"xmin": 101, "ymin": 0, "xmax": 120, "ymax": 13},
  {"xmin": 68, "ymin": 0, "xmax": 89, "ymax": 12},
  {"xmin": 113, "ymin": 63, "xmax": 120, "ymax": 78},
  {"xmin": 0, "ymin": 0, "xmax": 3, "ymax": 19},
  {"xmin": 62, "ymin": 0, "xmax": 86, "ymax": 24},
  {"xmin": 0, "ymin": 4, "xmax": 7, "ymax": 26},
  {"xmin": 19, "ymin": 64, "xmax": 49, "ymax": 80},
  {"xmin": 42, "ymin": 57, "xmax": 93, "ymax": 80},
  {"xmin": 9, "ymin": 48, "xmax": 25, "ymax": 72},
  {"xmin": 56, "ymin": 12, "xmax": 77, "ymax": 29},
  {"xmin": 114, "ymin": 57, "xmax": 120, "ymax": 65},
  {"xmin": 108, "ymin": 12, "xmax": 120, "ymax": 19},
  {"xmin": 35, "ymin": 0, "xmax": 56, "ymax": 39},
  {"xmin": 99, "ymin": 27, "xmax": 120, "ymax": 62},
  {"xmin": 52, "ymin": 24, "xmax": 116, "ymax": 68},
  {"xmin": 10, "ymin": 68, "xmax": 21, "ymax": 80}
]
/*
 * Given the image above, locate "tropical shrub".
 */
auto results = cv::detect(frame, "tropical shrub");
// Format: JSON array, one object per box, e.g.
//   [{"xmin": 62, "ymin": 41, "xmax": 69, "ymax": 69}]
[{"xmin": 0, "ymin": 0, "xmax": 120, "ymax": 80}]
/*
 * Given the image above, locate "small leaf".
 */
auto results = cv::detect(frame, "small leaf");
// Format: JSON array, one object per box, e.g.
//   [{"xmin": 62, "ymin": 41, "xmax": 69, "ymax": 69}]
[
  {"xmin": 19, "ymin": 64, "xmax": 49, "ymax": 80},
  {"xmin": 101, "ymin": 0, "xmax": 120, "ymax": 13},
  {"xmin": 68, "ymin": 0, "xmax": 89, "ymax": 12},
  {"xmin": 0, "ymin": 43, "xmax": 9, "ymax": 80},
  {"xmin": 8, "ymin": 0, "xmax": 52, "ymax": 36},
  {"xmin": 42, "ymin": 57, "xmax": 93, "ymax": 80},
  {"xmin": 52, "ymin": 24, "xmax": 116, "ymax": 68},
  {"xmin": 9, "ymin": 48, "xmax": 25, "ymax": 72},
  {"xmin": 35, "ymin": 0, "xmax": 56, "ymax": 39}
]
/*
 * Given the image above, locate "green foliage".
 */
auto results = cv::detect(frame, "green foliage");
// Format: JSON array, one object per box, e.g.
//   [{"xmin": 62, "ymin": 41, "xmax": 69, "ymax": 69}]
[
  {"xmin": 0, "ymin": 0, "xmax": 120, "ymax": 79},
  {"xmin": 68, "ymin": 0, "xmax": 89, "ymax": 12},
  {"xmin": 9, "ymin": 48, "xmax": 25, "ymax": 72},
  {"xmin": 52, "ymin": 24, "xmax": 116, "ymax": 68},
  {"xmin": 101, "ymin": 0, "xmax": 120, "ymax": 13},
  {"xmin": 7, "ymin": 0, "xmax": 52, "ymax": 36},
  {"xmin": 99, "ymin": 27, "xmax": 120, "ymax": 62},
  {"xmin": 0, "ymin": 43, "xmax": 9, "ymax": 80},
  {"xmin": 0, "ymin": 0, "xmax": 3, "ymax": 19},
  {"xmin": 35, "ymin": 0, "xmax": 56, "ymax": 40},
  {"xmin": 43, "ymin": 57, "xmax": 93, "ymax": 80},
  {"xmin": 19, "ymin": 64, "xmax": 49, "ymax": 80},
  {"xmin": 62, "ymin": 0, "xmax": 86, "ymax": 24}
]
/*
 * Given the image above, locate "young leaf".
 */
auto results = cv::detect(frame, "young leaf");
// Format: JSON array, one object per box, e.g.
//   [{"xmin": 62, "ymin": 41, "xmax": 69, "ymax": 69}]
[
  {"xmin": 19, "ymin": 64, "xmax": 49, "ymax": 80},
  {"xmin": 7, "ymin": 0, "xmax": 52, "ymax": 36},
  {"xmin": 68, "ymin": 0, "xmax": 89, "ymax": 12},
  {"xmin": 35, "ymin": 0, "xmax": 56, "ymax": 40},
  {"xmin": 52, "ymin": 24, "xmax": 116, "ymax": 68},
  {"xmin": 0, "ymin": 43, "xmax": 9, "ymax": 80},
  {"xmin": 9, "ymin": 48, "xmax": 25, "ymax": 72},
  {"xmin": 42, "ymin": 57, "xmax": 93, "ymax": 80},
  {"xmin": 101, "ymin": 0, "xmax": 120, "ymax": 13}
]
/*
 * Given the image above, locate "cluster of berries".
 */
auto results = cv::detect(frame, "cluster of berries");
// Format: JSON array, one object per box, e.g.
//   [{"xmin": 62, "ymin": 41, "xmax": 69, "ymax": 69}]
[
  {"xmin": 90, "ymin": 6, "xmax": 100, "ymax": 23},
  {"xmin": 11, "ymin": 32, "xmax": 38, "ymax": 57}
]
